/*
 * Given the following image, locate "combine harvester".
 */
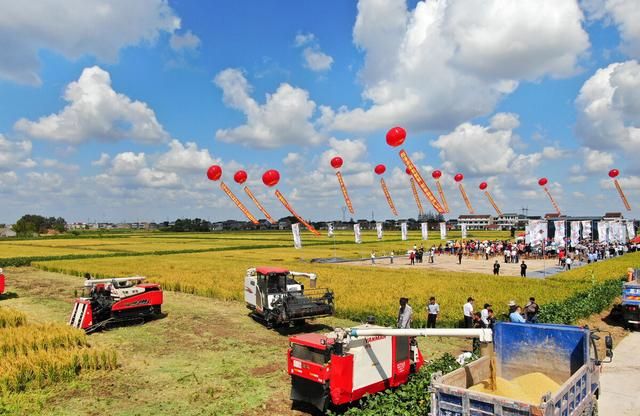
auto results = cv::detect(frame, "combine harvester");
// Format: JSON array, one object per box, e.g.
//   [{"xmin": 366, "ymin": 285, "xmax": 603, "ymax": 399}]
[
  {"xmin": 288, "ymin": 322, "xmax": 612, "ymax": 415},
  {"xmin": 244, "ymin": 267, "xmax": 334, "ymax": 328},
  {"xmin": 69, "ymin": 276, "xmax": 163, "ymax": 334},
  {"xmin": 0, "ymin": 268, "xmax": 5, "ymax": 296}
]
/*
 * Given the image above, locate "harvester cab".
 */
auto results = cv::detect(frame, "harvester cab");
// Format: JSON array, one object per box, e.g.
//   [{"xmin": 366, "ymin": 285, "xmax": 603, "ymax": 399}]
[
  {"xmin": 69, "ymin": 276, "xmax": 163, "ymax": 334},
  {"xmin": 244, "ymin": 267, "xmax": 334, "ymax": 328}
]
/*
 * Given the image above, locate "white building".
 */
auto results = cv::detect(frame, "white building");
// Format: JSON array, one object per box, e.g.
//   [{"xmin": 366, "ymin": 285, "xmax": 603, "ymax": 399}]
[{"xmin": 457, "ymin": 214, "xmax": 493, "ymax": 230}]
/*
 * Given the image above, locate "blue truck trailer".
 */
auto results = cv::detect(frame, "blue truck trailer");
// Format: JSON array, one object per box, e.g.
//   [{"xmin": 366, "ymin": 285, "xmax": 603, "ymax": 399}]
[
  {"xmin": 430, "ymin": 322, "xmax": 612, "ymax": 416},
  {"xmin": 622, "ymin": 280, "xmax": 640, "ymax": 329}
]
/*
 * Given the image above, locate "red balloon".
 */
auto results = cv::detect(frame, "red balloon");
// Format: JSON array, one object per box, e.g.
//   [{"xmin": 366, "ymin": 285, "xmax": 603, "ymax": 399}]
[
  {"xmin": 454, "ymin": 173, "xmax": 464, "ymax": 182},
  {"xmin": 479, "ymin": 182, "xmax": 488, "ymax": 190},
  {"xmin": 207, "ymin": 165, "xmax": 222, "ymax": 181},
  {"xmin": 386, "ymin": 126, "xmax": 407, "ymax": 147},
  {"xmin": 432, "ymin": 170, "xmax": 442, "ymax": 179},
  {"xmin": 608, "ymin": 169, "xmax": 619, "ymax": 178},
  {"xmin": 405, "ymin": 167, "xmax": 412, "ymax": 175},
  {"xmin": 538, "ymin": 177, "xmax": 548, "ymax": 186},
  {"xmin": 374, "ymin": 164, "xmax": 386, "ymax": 175},
  {"xmin": 262, "ymin": 169, "xmax": 280, "ymax": 187},
  {"xmin": 233, "ymin": 170, "xmax": 247, "ymax": 184},
  {"xmin": 330, "ymin": 156, "xmax": 343, "ymax": 169}
]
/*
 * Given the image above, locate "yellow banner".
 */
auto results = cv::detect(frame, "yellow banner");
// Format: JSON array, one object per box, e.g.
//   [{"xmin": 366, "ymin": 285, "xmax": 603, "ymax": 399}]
[
  {"xmin": 458, "ymin": 183, "xmax": 474, "ymax": 214},
  {"xmin": 485, "ymin": 191, "xmax": 502, "ymax": 216},
  {"xmin": 435, "ymin": 180, "xmax": 449, "ymax": 213},
  {"xmin": 336, "ymin": 171, "xmax": 355, "ymax": 214},
  {"xmin": 410, "ymin": 177, "xmax": 424, "ymax": 215},
  {"xmin": 275, "ymin": 190, "xmax": 321, "ymax": 236},
  {"xmin": 244, "ymin": 186, "xmax": 276, "ymax": 224},
  {"xmin": 220, "ymin": 182, "xmax": 259, "ymax": 224},
  {"xmin": 543, "ymin": 186, "xmax": 561, "ymax": 215},
  {"xmin": 380, "ymin": 178, "xmax": 398, "ymax": 216},
  {"xmin": 614, "ymin": 179, "xmax": 632, "ymax": 211},
  {"xmin": 399, "ymin": 150, "xmax": 445, "ymax": 213}
]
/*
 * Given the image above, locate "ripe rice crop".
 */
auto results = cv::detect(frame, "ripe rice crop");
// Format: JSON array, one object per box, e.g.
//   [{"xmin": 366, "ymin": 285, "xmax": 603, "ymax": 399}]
[
  {"xmin": 35, "ymin": 245, "xmax": 639, "ymax": 327},
  {"xmin": 0, "ymin": 306, "xmax": 117, "ymax": 394},
  {"xmin": 0, "ymin": 307, "xmax": 27, "ymax": 328}
]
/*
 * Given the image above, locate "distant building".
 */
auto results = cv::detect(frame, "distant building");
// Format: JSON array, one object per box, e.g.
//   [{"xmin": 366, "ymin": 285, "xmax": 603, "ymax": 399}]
[
  {"xmin": 0, "ymin": 227, "xmax": 17, "ymax": 238},
  {"xmin": 458, "ymin": 214, "xmax": 493, "ymax": 230}
]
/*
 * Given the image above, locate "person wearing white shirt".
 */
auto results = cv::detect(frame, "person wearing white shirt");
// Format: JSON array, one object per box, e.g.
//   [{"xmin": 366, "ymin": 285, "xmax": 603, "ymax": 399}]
[
  {"xmin": 426, "ymin": 296, "xmax": 440, "ymax": 328},
  {"xmin": 463, "ymin": 297, "xmax": 474, "ymax": 328},
  {"xmin": 397, "ymin": 297, "xmax": 413, "ymax": 329},
  {"xmin": 480, "ymin": 303, "xmax": 491, "ymax": 328}
]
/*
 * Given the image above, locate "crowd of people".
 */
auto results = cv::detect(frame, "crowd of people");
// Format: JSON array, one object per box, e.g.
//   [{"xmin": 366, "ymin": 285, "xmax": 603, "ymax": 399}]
[{"xmin": 396, "ymin": 295, "xmax": 540, "ymax": 330}]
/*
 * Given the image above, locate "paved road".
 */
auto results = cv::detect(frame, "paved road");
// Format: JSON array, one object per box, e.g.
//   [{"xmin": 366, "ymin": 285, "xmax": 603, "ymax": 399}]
[{"xmin": 599, "ymin": 331, "xmax": 640, "ymax": 415}]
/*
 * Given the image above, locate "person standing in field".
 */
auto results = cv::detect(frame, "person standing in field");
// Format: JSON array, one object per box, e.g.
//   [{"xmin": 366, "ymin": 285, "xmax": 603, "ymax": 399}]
[
  {"xmin": 426, "ymin": 296, "xmax": 439, "ymax": 328},
  {"xmin": 397, "ymin": 297, "xmax": 413, "ymax": 329},
  {"xmin": 520, "ymin": 260, "xmax": 527, "ymax": 277},
  {"xmin": 390, "ymin": 251, "xmax": 394, "ymax": 264},
  {"xmin": 371, "ymin": 251, "xmax": 376, "ymax": 265},
  {"xmin": 457, "ymin": 248, "xmax": 463, "ymax": 265},
  {"xmin": 429, "ymin": 247, "xmax": 435, "ymax": 263},
  {"xmin": 409, "ymin": 250, "xmax": 415, "ymax": 265},
  {"xmin": 524, "ymin": 297, "xmax": 539, "ymax": 323},
  {"xmin": 565, "ymin": 257, "xmax": 572, "ymax": 270},
  {"xmin": 480, "ymin": 303, "xmax": 491, "ymax": 328},
  {"xmin": 463, "ymin": 297, "xmax": 474, "ymax": 328},
  {"xmin": 493, "ymin": 260, "xmax": 500, "ymax": 276}
]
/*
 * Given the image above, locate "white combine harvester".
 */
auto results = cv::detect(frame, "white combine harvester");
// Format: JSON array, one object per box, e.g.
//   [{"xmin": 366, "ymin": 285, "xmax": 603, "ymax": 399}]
[{"xmin": 244, "ymin": 267, "xmax": 334, "ymax": 328}]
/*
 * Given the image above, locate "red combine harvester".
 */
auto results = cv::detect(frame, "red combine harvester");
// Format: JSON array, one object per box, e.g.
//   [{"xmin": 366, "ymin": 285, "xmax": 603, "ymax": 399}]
[
  {"xmin": 0, "ymin": 268, "xmax": 5, "ymax": 295},
  {"xmin": 69, "ymin": 276, "xmax": 163, "ymax": 334},
  {"xmin": 288, "ymin": 325, "xmax": 492, "ymax": 411}
]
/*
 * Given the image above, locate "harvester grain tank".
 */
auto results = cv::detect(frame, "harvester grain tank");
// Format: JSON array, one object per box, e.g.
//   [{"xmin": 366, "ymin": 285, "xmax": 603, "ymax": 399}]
[
  {"xmin": 69, "ymin": 276, "xmax": 163, "ymax": 333},
  {"xmin": 244, "ymin": 267, "xmax": 334, "ymax": 327}
]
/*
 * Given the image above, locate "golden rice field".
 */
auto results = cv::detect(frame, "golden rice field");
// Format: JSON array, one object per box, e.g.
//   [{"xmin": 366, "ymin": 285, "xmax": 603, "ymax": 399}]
[
  {"xmin": 0, "ymin": 306, "xmax": 117, "ymax": 394},
  {"xmin": 33, "ymin": 234, "xmax": 639, "ymax": 326}
]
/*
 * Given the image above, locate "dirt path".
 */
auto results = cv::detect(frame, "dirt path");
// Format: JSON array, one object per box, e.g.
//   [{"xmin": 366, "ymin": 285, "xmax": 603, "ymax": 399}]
[
  {"xmin": 0, "ymin": 267, "xmax": 468, "ymax": 416},
  {"xmin": 598, "ymin": 332, "xmax": 640, "ymax": 415},
  {"xmin": 342, "ymin": 253, "xmax": 583, "ymax": 278}
]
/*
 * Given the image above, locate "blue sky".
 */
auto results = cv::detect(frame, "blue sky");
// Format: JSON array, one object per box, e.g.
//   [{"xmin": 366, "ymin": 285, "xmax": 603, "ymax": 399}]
[{"xmin": 1, "ymin": 0, "xmax": 639, "ymax": 224}]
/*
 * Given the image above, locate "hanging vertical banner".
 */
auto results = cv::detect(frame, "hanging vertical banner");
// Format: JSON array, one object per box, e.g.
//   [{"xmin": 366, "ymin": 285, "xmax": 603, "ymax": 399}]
[
  {"xmin": 530, "ymin": 220, "xmax": 547, "ymax": 246},
  {"xmin": 461, "ymin": 224, "xmax": 468, "ymax": 239},
  {"xmin": 354, "ymin": 223, "xmax": 362, "ymax": 244},
  {"xmin": 524, "ymin": 224, "xmax": 531, "ymax": 244},
  {"xmin": 327, "ymin": 223, "xmax": 334, "ymax": 238},
  {"xmin": 581, "ymin": 221, "xmax": 592, "ymax": 240},
  {"xmin": 440, "ymin": 222, "xmax": 447, "ymax": 240},
  {"xmin": 598, "ymin": 221, "xmax": 608, "ymax": 243},
  {"xmin": 554, "ymin": 221, "xmax": 566, "ymax": 246},
  {"xmin": 421, "ymin": 222, "xmax": 428, "ymax": 240},
  {"xmin": 613, "ymin": 221, "xmax": 626, "ymax": 242},
  {"xmin": 401, "ymin": 222, "xmax": 408, "ymax": 241},
  {"xmin": 291, "ymin": 223, "xmax": 302, "ymax": 249},
  {"xmin": 376, "ymin": 222, "xmax": 383, "ymax": 240},
  {"xmin": 627, "ymin": 221, "xmax": 635, "ymax": 242},
  {"xmin": 570, "ymin": 222, "xmax": 580, "ymax": 247}
]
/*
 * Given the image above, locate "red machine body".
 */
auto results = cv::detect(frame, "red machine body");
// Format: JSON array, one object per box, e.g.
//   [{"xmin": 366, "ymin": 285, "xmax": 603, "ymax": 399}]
[
  {"xmin": 69, "ymin": 277, "xmax": 163, "ymax": 333},
  {"xmin": 287, "ymin": 325, "xmax": 424, "ymax": 411},
  {"xmin": 0, "ymin": 271, "xmax": 5, "ymax": 295}
]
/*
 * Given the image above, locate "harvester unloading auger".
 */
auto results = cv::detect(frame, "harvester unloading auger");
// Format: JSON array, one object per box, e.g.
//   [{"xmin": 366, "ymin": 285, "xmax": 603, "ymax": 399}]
[
  {"xmin": 69, "ymin": 276, "xmax": 163, "ymax": 334},
  {"xmin": 244, "ymin": 267, "xmax": 334, "ymax": 328}
]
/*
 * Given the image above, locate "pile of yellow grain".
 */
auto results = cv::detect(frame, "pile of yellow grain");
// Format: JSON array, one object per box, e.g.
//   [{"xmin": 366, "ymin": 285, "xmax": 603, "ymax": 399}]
[{"xmin": 469, "ymin": 372, "xmax": 560, "ymax": 404}]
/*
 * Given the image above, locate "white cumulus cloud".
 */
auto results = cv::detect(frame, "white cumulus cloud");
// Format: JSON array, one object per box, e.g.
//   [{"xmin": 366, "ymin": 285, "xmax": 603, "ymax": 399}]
[
  {"xmin": 575, "ymin": 60, "xmax": 640, "ymax": 153},
  {"xmin": 214, "ymin": 68, "xmax": 326, "ymax": 148},
  {"xmin": 326, "ymin": 0, "xmax": 590, "ymax": 133},
  {"xmin": 15, "ymin": 66, "xmax": 170, "ymax": 144},
  {"xmin": 582, "ymin": 0, "xmax": 640, "ymax": 58},
  {"xmin": 0, "ymin": 0, "xmax": 181, "ymax": 85},
  {"xmin": 0, "ymin": 134, "xmax": 35, "ymax": 170},
  {"xmin": 169, "ymin": 30, "xmax": 201, "ymax": 51}
]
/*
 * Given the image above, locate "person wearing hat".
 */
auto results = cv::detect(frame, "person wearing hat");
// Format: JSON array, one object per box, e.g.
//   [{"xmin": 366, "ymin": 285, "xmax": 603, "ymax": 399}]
[
  {"xmin": 508, "ymin": 300, "xmax": 517, "ymax": 314},
  {"xmin": 397, "ymin": 297, "xmax": 413, "ymax": 329},
  {"xmin": 463, "ymin": 297, "xmax": 474, "ymax": 328},
  {"xmin": 480, "ymin": 303, "xmax": 492, "ymax": 328}
]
